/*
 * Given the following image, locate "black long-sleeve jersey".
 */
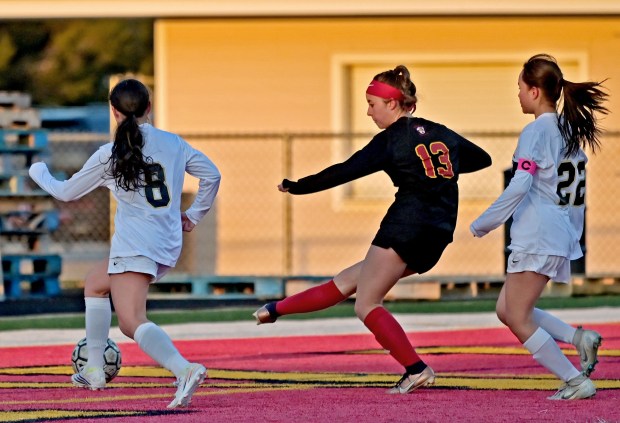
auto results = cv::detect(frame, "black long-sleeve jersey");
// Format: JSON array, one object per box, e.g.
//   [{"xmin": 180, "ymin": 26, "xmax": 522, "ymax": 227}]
[{"xmin": 282, "ymin": 116, "xmax": 491, "ymax": 272}]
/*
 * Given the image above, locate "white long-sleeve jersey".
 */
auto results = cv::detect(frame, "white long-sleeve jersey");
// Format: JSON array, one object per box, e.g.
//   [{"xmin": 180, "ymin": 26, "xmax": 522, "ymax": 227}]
[
  {"xmin": 470, "ymin": 113, "xmax": 583, "ymax": 260},
  {"xmin": 29, "ymin": 123, "xmax": 221, "ymax": 266}
]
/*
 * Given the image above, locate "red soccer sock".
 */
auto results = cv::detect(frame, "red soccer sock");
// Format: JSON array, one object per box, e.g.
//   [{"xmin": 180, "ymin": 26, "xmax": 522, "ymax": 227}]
[
  {"xmin": 363, "ymin": 306, "xmax": 422, "ymax": 367},
  {"xmin": 275, "ymin": 280, "xmax": 346, "ymax": 316}
]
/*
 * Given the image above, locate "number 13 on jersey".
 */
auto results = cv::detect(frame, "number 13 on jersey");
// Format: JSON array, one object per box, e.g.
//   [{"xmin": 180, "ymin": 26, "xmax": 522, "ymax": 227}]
[{"xmin": 415, "ymin": 141, "xmax": 455, "ymax": 179}]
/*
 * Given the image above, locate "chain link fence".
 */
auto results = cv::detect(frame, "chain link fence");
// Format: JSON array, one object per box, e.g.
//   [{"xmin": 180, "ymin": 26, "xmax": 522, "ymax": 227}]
[{"xmin": 13, "ymin": 131, "xmax": 620, "ymax": 283}]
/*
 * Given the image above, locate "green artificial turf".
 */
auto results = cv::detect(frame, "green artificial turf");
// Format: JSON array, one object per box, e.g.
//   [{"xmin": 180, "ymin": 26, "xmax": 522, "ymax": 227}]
[{"xmin": 0, "ymin": 294, "xmax": 618, "ymax": 332}]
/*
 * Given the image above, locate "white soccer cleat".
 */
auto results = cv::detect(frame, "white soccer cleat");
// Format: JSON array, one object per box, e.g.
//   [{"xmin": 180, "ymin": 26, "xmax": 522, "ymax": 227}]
[
  {"xmin": 388, "ymin": 366, "xmax": 435, "ymax": 394},
  {"xmin": 71, "ymin": 366, "xmax": 106, "ymax": 390},
  {"xmin": 572, "ymin": 326, "xmax": 602, "ymax": 376},
  {"xmin": 167, "ymin": 363, "xmax": 207, "ymax": 409},
  {"xmin": 548, "ymin": 374, "xmax": 596, "ymax": 400}
]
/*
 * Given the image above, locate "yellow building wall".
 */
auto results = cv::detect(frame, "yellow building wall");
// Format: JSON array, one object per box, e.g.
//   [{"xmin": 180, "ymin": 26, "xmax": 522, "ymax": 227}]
[{"xmin": 155, "ymin": 17, "xmax": 620, "ymax": 277}]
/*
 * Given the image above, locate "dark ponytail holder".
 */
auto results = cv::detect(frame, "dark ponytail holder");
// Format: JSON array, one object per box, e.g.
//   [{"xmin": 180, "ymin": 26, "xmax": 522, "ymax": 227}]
[{"xmin": 556, "ymin": 78, "xmax": 567, "ymax": 100}]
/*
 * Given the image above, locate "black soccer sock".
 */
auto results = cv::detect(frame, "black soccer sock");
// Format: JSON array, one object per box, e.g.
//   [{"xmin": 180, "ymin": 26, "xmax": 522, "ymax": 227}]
[
  {"xmin": 266, "ymin": 302, "xmax": 280, "ymax": 318},
  {"xmin": 405, "ymin": 360, "xmax": 427, "ymax": 375}
]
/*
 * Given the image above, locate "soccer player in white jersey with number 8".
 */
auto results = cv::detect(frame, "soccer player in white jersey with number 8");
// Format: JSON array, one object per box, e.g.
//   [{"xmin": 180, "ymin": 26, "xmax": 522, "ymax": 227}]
[
  {"xmin": 29, "ymin": 79, "xmax": 221, "ymax": 408},
  {"xmin": 470, "ymin": 54, "xmax": 608, "ymax": 400}
]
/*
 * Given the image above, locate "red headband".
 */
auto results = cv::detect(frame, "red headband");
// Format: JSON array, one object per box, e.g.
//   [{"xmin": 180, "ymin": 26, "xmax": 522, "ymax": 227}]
[{"xmin": 366, "ymin": 80, "xmax": 404, "ymax": 101}]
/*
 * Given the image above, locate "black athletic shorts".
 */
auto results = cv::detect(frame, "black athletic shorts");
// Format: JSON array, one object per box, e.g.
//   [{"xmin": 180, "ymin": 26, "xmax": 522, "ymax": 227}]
[{"xmin": 371, "ymin": 226, "xmax": 452, "ymax": 274}]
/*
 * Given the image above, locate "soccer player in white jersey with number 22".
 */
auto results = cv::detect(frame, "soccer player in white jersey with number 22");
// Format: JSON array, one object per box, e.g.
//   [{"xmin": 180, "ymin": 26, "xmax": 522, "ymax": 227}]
[
  {"xmin": 29, "ymin": 79, "xmax": 221, "ymax": 408},
  {"xmin": 470, "ymin": 54, "xmax": 608, "ymax": 400}
]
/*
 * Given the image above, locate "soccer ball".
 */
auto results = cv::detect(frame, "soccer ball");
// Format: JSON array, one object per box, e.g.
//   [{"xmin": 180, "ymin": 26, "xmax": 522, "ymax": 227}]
[{"xmin": 71, "ymin": 337, "xmax": 122, "ymax": 382}]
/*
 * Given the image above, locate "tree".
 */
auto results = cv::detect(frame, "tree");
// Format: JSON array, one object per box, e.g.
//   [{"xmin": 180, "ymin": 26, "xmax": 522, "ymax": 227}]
[{"xmin": 0, "ymin": 19, "xmax": 153, "ymax": 105}]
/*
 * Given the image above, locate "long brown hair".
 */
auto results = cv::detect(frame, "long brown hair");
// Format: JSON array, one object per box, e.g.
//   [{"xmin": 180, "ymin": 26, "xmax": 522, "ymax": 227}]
[
  {"xmin": 107, "ymin": 79, "xmax": 153, "ymax": 191},
  {"xmin": 521, "ymin": 54, "xmax": 609, "ymax": 156}
]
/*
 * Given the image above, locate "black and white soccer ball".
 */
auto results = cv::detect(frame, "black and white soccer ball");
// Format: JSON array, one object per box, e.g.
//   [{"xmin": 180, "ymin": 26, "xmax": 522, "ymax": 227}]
[{"xmin": 71, "ymin": 337, "xmax": 122, "ymax": 382}]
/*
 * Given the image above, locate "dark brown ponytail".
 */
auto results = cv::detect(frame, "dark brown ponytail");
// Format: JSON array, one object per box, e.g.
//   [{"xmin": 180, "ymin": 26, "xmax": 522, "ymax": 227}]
[
  {"xmin": 559, "ymin": 78, "xmax": 609, "ymax": 155},
  {"xmin": 107, "ymin": 79, "xmax": 153, "ymax": 191},
  {"xmin": 521, "ymin": 54, "xmax": 609, "ymax": 156}
]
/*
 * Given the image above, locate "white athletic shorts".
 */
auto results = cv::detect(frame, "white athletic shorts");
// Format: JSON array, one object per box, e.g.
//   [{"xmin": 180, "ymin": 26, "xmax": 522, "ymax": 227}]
[
  {"xmin": 506, "ymin": 251, "xmax": 571, "ymax": 283},
  {"xmin": 108, "ymin": 256, "xmax": 171, "ymax": 283}
]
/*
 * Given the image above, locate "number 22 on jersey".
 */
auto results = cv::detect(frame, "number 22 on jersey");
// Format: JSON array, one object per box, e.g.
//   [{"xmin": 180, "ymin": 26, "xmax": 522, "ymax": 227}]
[
  {"xmin": 415, "ymin": 141, "xmax": 454, "ymax": 179},
  {"xmin": 557, "ymin": 160, "xmax": 585, "ymax": 207}
]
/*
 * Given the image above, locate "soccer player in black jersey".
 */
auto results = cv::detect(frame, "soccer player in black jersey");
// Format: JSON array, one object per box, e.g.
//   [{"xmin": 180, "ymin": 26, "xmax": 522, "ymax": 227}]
[{"xmin": 254, "ymin": 65, "xmax": 491, "ymax": 394}]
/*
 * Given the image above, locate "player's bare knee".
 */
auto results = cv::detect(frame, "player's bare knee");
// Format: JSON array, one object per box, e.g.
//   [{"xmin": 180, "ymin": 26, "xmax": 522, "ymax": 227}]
[
  {"xmin": 354, "ymin": 301, "xmax": 377, "ymax": 321},
  {"xmin": 334, "ymin": 280, "xmax": 356, "ymax": 298},
  {"xmin": 117, "ymin": 322, "xmax": 134, "ymax": 339},
  {"xmin": 504, "ymin": 313, "xmax": 526, "ymax": 333},
  {"xmin": 116, "ymin": 316, "xmax": 139, "ymax": 339},
  {"xmin": 333, "ymin": 276, "xmax": 356, "ymax": 296},
  {"xmin": 495, "ymin": 304, "xmax": 507, "ymax": 325},
  {"xmin": 83, "ymin": 261, "xmax": 111, "ymax": 296},
  {"xmin": 496, "ymin": 312, "xmax": 508, "ymax": 326},
  {"xmin": 84, "ymin": 286, "xmax": 110, "ymax": 297}
]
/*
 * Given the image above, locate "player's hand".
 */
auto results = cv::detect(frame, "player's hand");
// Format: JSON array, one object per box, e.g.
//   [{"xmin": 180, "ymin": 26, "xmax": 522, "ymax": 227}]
[
  {"xmin": 181, "ymin": 212, "xmax": 196, "ymax": 232},
  {"xmin": 277, "ymin": 183, "xmax": 289, "ymax": 192}
]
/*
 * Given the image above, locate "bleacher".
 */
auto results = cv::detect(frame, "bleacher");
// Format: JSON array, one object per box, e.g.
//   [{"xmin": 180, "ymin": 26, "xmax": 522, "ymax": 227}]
[{"xmin": 0, "ymin": 91, "xmax": 62, "ymax": 300}]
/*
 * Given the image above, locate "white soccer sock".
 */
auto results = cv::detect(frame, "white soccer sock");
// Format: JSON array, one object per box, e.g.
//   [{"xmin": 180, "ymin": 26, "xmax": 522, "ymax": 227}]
[
  {"xmin": 134, "ymin": 322, "xmax": 190, "ymax": 378},
  {"xmin": 523, "ymin": 327, "xmax": 581, "ymax": 382},
  {"xmin": 84, "ymin": 297, "xmax": 111, "ymax": 369},
  {"xmin": 532, "ymin": 308, "xmax": 576, "ymax": 344}
]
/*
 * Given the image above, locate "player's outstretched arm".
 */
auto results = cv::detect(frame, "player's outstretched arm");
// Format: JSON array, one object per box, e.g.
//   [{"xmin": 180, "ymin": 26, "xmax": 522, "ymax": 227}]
[
  {"xmin": 29, "ymin": 149, "xmax": 107, "ymax": 202},
  {"xmin": 470, "ymin": 169, "xmax": 533, "ymax": 237}
]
